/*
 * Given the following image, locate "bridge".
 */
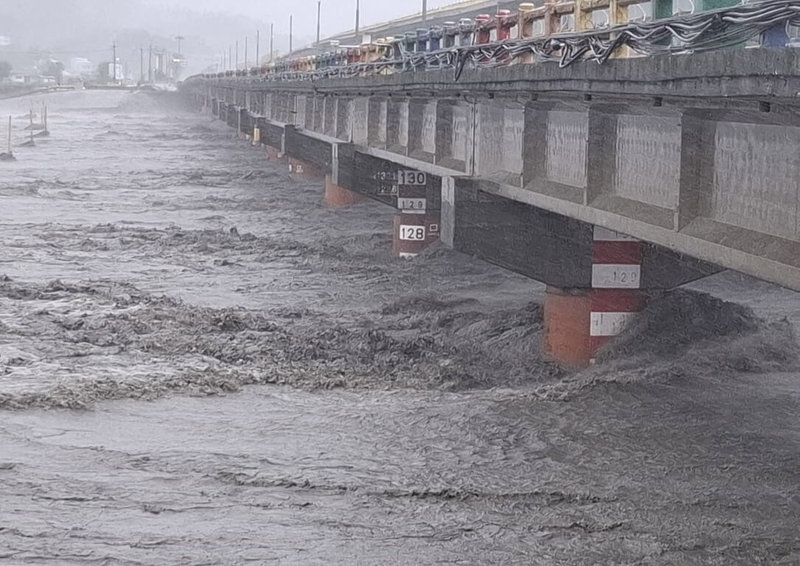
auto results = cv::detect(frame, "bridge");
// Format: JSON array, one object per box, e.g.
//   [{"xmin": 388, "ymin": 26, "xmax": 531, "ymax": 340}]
[{"xmin": 181, "ymin": 0, "xmax": 800, "ymax": 367}]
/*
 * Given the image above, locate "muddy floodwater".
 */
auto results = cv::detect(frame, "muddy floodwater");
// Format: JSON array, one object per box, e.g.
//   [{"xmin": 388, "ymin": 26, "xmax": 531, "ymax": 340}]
[{"xmin": 0, "ymin": 90, "xmax": 799, "ymax": 565}]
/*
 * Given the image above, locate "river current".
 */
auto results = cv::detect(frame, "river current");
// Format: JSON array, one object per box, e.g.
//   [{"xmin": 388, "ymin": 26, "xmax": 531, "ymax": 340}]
[{"xmin": 0, "ymin": 90, "xmax": 798, "ymax": 565}]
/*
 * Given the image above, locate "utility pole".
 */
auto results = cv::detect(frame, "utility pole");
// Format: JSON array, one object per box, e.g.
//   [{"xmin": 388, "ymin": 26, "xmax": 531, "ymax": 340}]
[
  {"xmin": 289, "ymin": 15, "xmax": 293, "ymax": 54},
  {"xmin": 229, "ymin": 45, "xmax": 232, "ymax": 70},
  {"xmin": 140, "ymin": 47, "xmax": 144, "ymax": 83},
  {"xmin": 316, "ymin": 1, "xmax": 321, "ymax": 46},
  {"xmin": 270, "ymin": 23, "xmax": 274, "ymax": 62},
  {"xmin": 112, "ymin": 41, "xmax": 117, "ymax": 82},
  {"xmin": 355, "ymin": 0, "xmax": 360, "ymax": 37},
  {"xmin": 422, "ymin": 0, "xmax": 428, "ymax": 22},
  {"xmin": 245, "ymin": 36, "xmax": 248, "ymax": 69},
  {"xmin": 235, "ymin": 40, "xmax": 239, "ymax": 69},
  {"xmin": 256, "ymin": 30, "xmax": 260, "ymax": 65}
]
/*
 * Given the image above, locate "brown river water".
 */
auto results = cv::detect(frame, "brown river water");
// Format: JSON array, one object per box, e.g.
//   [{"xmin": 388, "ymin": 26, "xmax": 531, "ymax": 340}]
[{"xmin": 0, "ymin": 90, "xmax": 798, "ymax": 565}]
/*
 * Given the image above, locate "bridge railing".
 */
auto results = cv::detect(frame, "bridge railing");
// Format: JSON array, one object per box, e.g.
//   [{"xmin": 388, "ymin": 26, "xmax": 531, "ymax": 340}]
[{"xmin": 197, "ymin": 0, "xmax": 800, "ymax": 83}]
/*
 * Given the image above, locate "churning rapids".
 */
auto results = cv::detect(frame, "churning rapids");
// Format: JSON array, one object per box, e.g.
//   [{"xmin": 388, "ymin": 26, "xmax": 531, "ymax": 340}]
[{"xmin": 0, "ymin": 90, "xmax": 798, "ymax": 565}]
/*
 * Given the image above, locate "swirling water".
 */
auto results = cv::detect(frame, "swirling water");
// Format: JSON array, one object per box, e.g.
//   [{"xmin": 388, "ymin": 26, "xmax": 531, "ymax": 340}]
[{"xmin": 0, "ymin": 90, "xmax": 798, "ymax": 565}]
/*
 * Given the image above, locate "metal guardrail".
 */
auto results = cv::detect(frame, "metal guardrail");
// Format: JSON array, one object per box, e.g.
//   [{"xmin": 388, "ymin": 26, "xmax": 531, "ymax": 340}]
[{"xmin": 190, "ymin": 0, "xmax": 800, "ymax": 84}]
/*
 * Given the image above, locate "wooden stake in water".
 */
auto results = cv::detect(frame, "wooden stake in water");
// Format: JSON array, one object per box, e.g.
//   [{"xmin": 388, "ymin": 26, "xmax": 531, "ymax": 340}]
[{"xmin": 1, "ymin": 115, "xmax": 15, "ymax": 160}]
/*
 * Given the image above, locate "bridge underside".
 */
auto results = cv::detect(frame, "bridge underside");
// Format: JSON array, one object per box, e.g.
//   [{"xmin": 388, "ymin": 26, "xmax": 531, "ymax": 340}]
[{"xmin": 183, "ymin": 49, "xmax": 800, "ymax": 365}]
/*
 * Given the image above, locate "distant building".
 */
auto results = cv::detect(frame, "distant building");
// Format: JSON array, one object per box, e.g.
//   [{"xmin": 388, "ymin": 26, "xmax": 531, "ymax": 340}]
[
  {"xmin": 6, "ymin": 72, "xmax": 55, "ymax": 85},
  {"xmin": 69, "ymin": 57, "xmax": 94, "ymax": 77},
  {"xmin": 108, "ymin": 62, "xmax": 123, "ymax": 81},
  {"xmin": 151, "ymin": 50, "xmax": 185, "ymax": 82}
]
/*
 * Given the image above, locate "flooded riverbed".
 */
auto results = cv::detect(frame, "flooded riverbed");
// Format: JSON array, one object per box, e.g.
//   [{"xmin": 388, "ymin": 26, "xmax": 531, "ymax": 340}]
[{"xmin": 0, "ymin": 90, "xmax": 798, "ymax": 564}]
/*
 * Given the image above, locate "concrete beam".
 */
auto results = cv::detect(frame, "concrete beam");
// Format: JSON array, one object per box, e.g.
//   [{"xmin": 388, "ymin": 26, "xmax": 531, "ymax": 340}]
[
  {"xmin": 283, "ymin": 125, "xmax": 333, "ymax": 173},
  {"xmin": 408, "ymin": 98, "xmax": 437, "ymax": 164},
  {"xmin": 434, "ymin": 100, "xmax": 471, "ymax": 173},
  {"xmin": 241, "ymin": 50, "xmax": 800, "ymax": 103},
  {"xmin": 386, "ymin": 98, "xmax": 410, "ymax": 156},
  {"xmin": 446, "ymin": 178, "xmax": 717, "ymax": 289}
]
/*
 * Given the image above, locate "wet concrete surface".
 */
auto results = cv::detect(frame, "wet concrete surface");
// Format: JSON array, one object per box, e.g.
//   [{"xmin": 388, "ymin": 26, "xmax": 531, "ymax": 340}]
[{"xmin": 0, "ymin": 90, "xmax": 798, "ymax": 564}]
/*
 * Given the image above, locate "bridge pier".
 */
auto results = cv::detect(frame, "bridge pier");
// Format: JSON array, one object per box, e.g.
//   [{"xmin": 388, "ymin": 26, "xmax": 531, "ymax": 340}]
[
  {"xmin": 545, "ymin": 226, "xmax": 649, "ymax": 366},
  {"xmin": 288, "ymin": 157, "xmax": 324, "ymax": 180},
  {"xmin": 393, "ymin": 211, "xmax": 440, "ymax": 258},
  {"xmin": 264, "ymin": 145, "xmax": 285, "ymax": 164},
  {"xmin": 545, "ymin": 288, "xmax": 648, "ymax": 367},
  {"xmin": 324, "ymin": 175, "xmax": 363, "ymax": 208},
  {"xmin": 444, "ymin": 180, "xmax": 718, "ymax": 367}
]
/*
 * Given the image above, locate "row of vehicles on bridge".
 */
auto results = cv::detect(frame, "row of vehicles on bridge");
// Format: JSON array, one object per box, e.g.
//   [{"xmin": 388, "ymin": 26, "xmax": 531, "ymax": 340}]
[{"xmin": 200, "ymin": 0, "xmax": 800, "ymax": 80}]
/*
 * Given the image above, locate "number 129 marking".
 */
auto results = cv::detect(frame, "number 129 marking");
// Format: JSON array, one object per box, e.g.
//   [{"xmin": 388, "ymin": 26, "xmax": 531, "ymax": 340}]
[{"xmin": 398, "ymin": 198, "xmax": 426, "ymax": 213}]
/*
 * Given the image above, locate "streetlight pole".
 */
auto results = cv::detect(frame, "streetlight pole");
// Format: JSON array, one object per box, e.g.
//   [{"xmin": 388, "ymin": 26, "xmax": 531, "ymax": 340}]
[
  {"xmin": 256, "ymin": 30, "xmax": 260, "ymax": 65},
  {"xmin": 316, "ymin": 1, "xmax": 321, "ymax": 46},
  {"xmin": 245, "ymin": 36, "xmax": 248, "ymax": 69},
  {"xmin": 289, "ymin": 15, "xmax": 293, "ymax": 54},
  {"xmin": 355, "ymin": 0, "xmax": 360, "ymax": 36},
  {"xmin": 422, "ymin": 0, "xmax": 428, "ymax": 22},
  {"xmin": 270, "ymin": 23, "xmax": 274, "ymax": 62}
]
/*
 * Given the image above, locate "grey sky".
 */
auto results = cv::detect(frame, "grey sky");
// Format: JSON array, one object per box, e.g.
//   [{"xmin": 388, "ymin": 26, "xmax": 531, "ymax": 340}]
[{"xmin": 146, "ymin": 0, "xmax": 464, "ymax": 44}]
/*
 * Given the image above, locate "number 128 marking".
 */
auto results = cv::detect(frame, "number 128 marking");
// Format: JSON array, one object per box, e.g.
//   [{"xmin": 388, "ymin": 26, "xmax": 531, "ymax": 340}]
[{"xmin": 399, "ymin": 225, "xmax": 426, "ymax": 241}]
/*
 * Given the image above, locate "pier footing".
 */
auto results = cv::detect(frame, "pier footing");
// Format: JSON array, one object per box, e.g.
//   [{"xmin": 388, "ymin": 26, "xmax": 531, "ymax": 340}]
[
  {"xmin": 324, "ymin": 175, "xmax": 364, "ymax": 208},
  {"xmin": 544, "ymin": 287, "xmax": 646, "ymax": 367}
]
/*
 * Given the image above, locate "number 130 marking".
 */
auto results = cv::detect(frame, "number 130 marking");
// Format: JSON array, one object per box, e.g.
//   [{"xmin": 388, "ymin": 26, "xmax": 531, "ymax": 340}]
[{"xmin": 397, "ymin": 171, "xmax": 427, "ymax": 186}]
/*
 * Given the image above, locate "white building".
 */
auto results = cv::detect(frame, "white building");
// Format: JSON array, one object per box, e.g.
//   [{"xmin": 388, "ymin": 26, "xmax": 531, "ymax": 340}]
[{"xmin": 69, "ymin": 57, "xmax": 94, "ymax": 77}]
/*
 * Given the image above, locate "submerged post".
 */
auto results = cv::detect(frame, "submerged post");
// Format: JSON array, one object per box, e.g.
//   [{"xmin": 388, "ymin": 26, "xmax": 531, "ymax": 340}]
[{"xmin": 1, "ymin": 115, "xmax": 15, "ymax": 160}]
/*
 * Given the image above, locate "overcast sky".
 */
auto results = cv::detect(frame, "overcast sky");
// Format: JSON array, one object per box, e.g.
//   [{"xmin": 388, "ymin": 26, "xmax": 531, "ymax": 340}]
[{"xmin": 146, "ymin": 0, "xmax": 465, "ymax": 43}]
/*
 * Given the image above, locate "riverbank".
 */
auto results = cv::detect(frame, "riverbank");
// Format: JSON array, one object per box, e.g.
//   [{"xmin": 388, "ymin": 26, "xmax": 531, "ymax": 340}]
[{"xmin": 0, "ymin": 83, "xmax": 77, "ymax": 100}]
